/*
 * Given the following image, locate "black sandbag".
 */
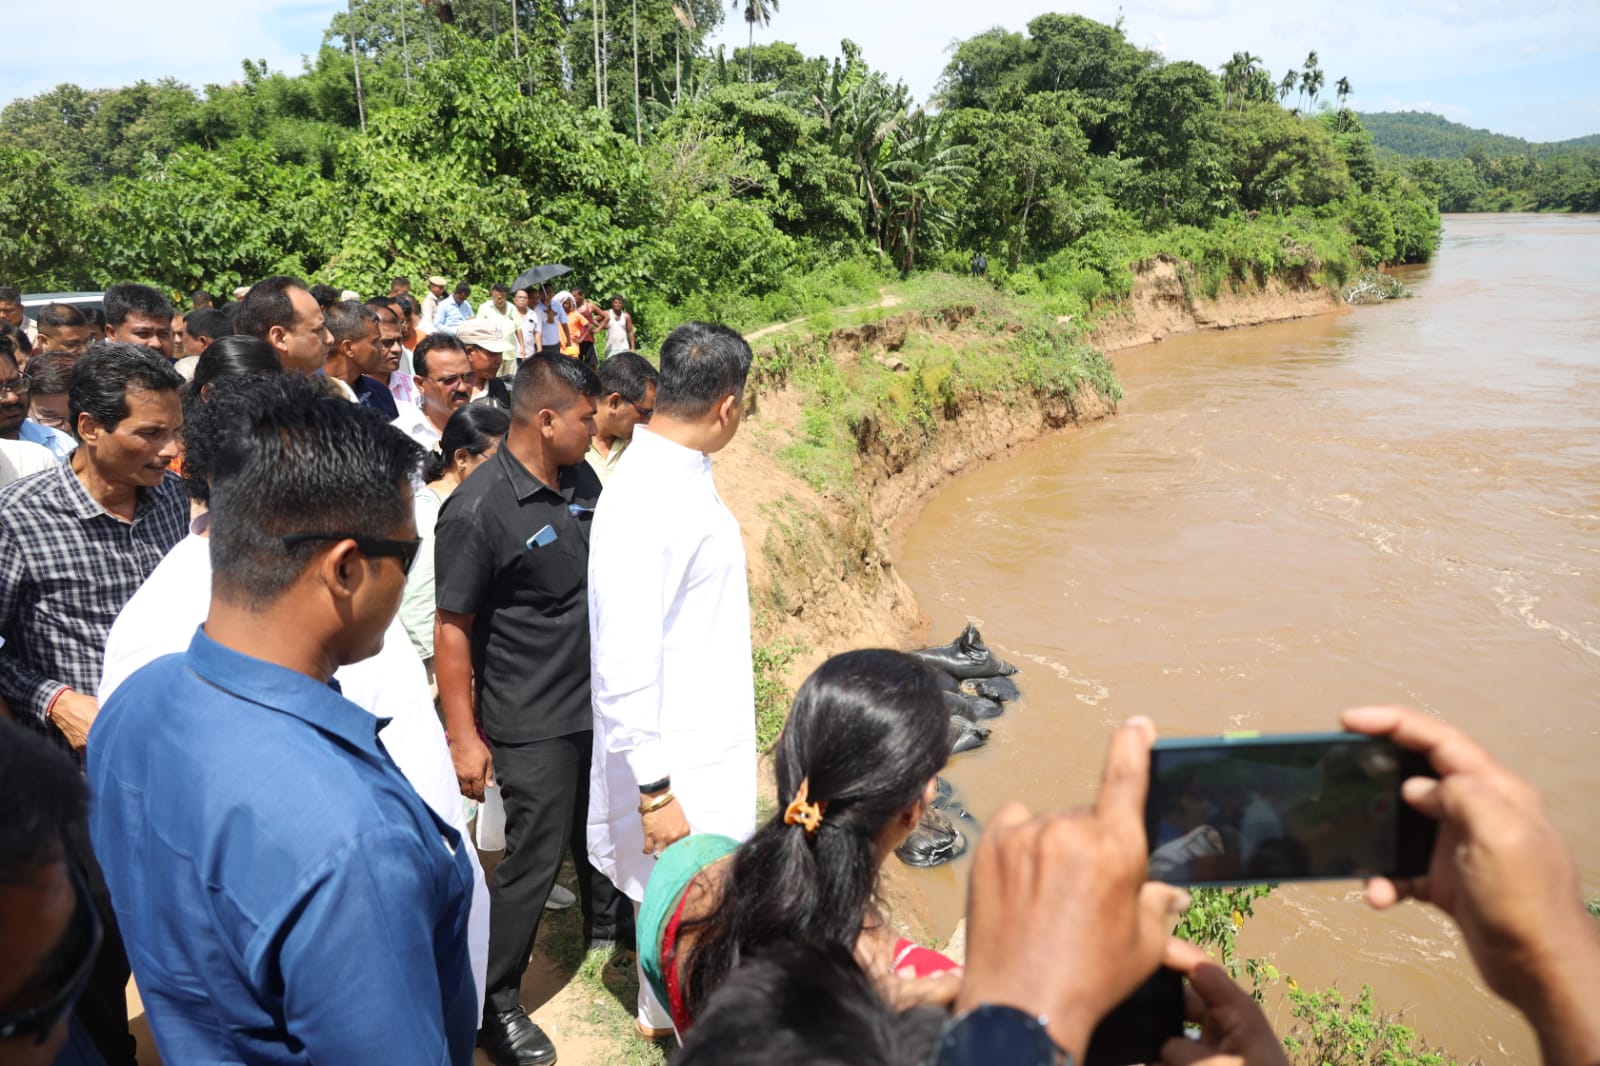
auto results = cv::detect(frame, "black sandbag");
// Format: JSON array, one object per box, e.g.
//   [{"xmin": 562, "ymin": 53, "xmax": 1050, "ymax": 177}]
[
  {"xmin": 894, "ymin": 807, "xmax": 968, "ymax": 868},
  {"xmin": 960, "ymin": 675, "xmax": 1020, "ymax": 703},
  {"xmin": 910, "ymin": 623, "xmax": 1018, "ymax": 680},
  {"xmin": 924, "ymin": 666, "xmax": 960, "ymax": 693},
  {"xmin": 947, "ymin": 716, "xmax": 991, "ymax": 755},
  {"xmin": 931, "ymin": 786, "xmax": 980, "ymax": 829},
  {"xmin": 932, "ymin": 775, "xmax": 954, "ymax": 803},
  {"xmin": 943, "ymin": 691, "xmax": 978, "ymax": 721},
  {"xmin": 959, "ymin": 693, "xmax": 1004, "ymax": 720}
]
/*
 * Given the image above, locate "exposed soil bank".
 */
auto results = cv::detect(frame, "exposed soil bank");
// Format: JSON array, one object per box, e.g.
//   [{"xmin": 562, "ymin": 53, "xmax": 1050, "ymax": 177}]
[
  {"xmin": 1089, "ymin": 257, "xmax": 1345, "ymax": 353},
  {"xmin": 726, "ymin": 263, "xmax": 1345, "ymax": 676}
]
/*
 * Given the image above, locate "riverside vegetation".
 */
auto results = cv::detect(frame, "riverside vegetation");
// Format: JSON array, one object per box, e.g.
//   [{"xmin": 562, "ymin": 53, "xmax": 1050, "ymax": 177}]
[{"xmin": 2, "ymin": 7, "xmax": 1440, "ymax": 340}]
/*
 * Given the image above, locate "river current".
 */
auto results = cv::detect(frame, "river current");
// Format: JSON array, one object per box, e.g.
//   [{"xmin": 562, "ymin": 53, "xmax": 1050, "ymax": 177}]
[{"xmin": 898, "ymin": 213, "xmax": 1600, "ymax": 1063}]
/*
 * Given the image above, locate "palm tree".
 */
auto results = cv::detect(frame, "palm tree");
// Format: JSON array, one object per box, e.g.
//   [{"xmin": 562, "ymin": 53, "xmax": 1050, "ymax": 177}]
[
  {"xmin": 632, "ymin": 0, "xmax": 641, "ymax": 144},
  {"xmin": 733, "ymin": 0, "xmax": 778, "ymax": 82},
  {"xmin": 1278, "ymin": 69, "xmax": 1297, "ymax": 107},
  {"xmin": 1219, "ymin": 51, "xmax": 1261, "ymax": 111},
  {"xmin": 346, "ymin": 0, "xmax": 367, "ymax": 133},
  {"xmin": 1335, "ymin": 76, "xmax": 1352, "ymax": 107},
  {"xmin": 1302, "ymin": 67, "xmax": 1325, "ymax": 109},
  {"xmin": 1298, "ymin": 50, "xmax": 1319, "ymax": 110},
  {"xmin": 592, "ymin": 0, "xmax": 603, "ymax": 106},
  {"xmin": 671, "ymin": 2, "xmax": 698, "ymax": 107}
]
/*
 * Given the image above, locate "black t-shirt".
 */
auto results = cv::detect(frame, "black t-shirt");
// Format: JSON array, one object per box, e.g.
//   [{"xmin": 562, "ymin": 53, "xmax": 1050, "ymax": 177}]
[{"xmin": 434, "ymin": 447, "xmax": 601, "ymax": 744}]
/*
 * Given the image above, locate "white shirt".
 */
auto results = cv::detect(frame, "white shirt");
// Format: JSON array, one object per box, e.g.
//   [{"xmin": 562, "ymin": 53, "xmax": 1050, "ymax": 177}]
[
  {"xmin": 523, "ymin": 301, "xmax": 568, "ymax": 350},
  {"xmin": 0, "ymin": 436, "xmax": 57, "ymax": 487},
  {"xmin": 586, "ymin": 426, "xmax": 756, "ymax": 900},
  {"xmin": 98, "ymin": 522, "xmax": 491, "ymax": 1004},
  {"xmin": 392, "ymin": 407, "xmax": 443, "ymax": 450}
]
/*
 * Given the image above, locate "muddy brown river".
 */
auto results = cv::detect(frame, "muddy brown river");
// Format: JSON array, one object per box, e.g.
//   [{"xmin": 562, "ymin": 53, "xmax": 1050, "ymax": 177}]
[{"xmin": 899, "ymin": 213, "xmax": 1600, "ymax": 1063}]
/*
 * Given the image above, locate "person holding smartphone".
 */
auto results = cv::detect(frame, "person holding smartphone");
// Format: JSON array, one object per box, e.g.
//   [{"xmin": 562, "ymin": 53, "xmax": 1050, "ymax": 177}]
[{"xmin": 943, "ymin": 709, "xmax": 1600, "ymax": 1066}]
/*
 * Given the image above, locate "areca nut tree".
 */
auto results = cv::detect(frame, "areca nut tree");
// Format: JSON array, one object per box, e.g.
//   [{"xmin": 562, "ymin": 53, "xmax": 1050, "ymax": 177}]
[{"xmin": 734, "ymin": 0, "xmax": 778, "ymax": 82}]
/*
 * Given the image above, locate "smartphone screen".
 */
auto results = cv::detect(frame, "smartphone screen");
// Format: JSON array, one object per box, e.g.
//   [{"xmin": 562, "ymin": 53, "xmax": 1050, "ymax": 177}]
[{"xmin": 1145, "ymin": 733, "xmax": 1437, "ymax": 885}]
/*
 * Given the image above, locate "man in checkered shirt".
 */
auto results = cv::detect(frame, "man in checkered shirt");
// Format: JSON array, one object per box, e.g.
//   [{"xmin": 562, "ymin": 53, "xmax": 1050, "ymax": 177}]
[
  {"xmin": 0, "ymin": 341, "xmax": 187, "ymax": 1065},
  {"xmin": 0, "ymin": 342, "xmax": 188, "ymax": 754}
]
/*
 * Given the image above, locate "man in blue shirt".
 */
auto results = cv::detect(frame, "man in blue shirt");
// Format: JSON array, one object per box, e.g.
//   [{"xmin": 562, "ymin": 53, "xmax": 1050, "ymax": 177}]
[
  {"xmin": 434, "ymin": 282, "xmax": 474, "ymax": 334},
  {"xmin": 87, "ymin": 374, "xmax": 478, "ymax": 1065}
]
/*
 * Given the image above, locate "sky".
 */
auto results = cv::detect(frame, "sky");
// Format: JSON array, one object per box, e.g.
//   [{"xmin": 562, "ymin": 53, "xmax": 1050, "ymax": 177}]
[{"xmin": 4, "ymin": 0, "xmax": 1597, "ymax": 143}]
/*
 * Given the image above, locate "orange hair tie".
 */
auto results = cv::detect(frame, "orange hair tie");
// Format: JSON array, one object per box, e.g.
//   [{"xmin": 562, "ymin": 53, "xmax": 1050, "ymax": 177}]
[{"xmin": 783, "ymin": 777, "xmax": 827, "ymax": 837}]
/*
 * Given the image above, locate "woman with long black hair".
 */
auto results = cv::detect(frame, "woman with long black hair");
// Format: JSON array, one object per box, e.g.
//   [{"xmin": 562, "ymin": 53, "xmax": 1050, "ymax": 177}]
[{"xmin": 638, "ymin": 648, "xmax": 960, "ymax": 1036}]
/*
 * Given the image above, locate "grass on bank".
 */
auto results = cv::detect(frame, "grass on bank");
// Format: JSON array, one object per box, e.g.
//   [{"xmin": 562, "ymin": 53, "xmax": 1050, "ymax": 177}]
[{"xmin": 752, "ymin": 274, "xmax": 1121, "ymax": 500}]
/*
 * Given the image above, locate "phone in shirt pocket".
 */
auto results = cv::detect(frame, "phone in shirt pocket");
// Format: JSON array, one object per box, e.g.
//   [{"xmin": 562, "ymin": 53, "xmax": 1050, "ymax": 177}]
[{"xmin": 525, "ymin": 524, "xmax": 558, "ymax": 549}]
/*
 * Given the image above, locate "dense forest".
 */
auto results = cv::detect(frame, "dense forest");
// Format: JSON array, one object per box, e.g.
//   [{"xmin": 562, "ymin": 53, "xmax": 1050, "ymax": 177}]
[
  {"xmin": 0, "ymin": 2, "xmax": 1440, "ymax": 339},
  {"xmin": 1358, "ymin": 110, "xmax": 1600, "ymax": 213}
]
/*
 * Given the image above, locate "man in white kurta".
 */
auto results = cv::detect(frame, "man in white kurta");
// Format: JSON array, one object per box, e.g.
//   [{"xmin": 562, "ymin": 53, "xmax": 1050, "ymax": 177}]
[{"xmin": 586, "ymin": 323, "xmax": 756, "ymax": 1031}]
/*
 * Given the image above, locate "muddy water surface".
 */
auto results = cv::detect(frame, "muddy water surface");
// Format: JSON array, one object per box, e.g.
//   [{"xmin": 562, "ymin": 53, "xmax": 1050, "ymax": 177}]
[{"xmin": 899, "ymin": 214, "xmax": 1600, "ymax": 1063}]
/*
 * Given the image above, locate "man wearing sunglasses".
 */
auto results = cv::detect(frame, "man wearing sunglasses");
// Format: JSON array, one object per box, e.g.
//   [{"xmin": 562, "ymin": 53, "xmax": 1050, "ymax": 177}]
[
  {"xmin": 88, "ymin": 377, "xmax": 480, "ymax": 1064},
  {"xmin": 0, "ymin": 719, "xmax": 106, "ymax": 1066},
  {"xmin": 585, "ymin": 352, "xmax": 657, "ymax": 487},
  {"xmin": 395, "ymin": 332, "xmax": 477, "ymax": 449}
]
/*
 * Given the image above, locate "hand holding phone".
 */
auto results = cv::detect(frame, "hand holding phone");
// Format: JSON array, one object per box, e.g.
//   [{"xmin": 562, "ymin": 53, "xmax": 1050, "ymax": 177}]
[
  {"xmin": 1144, "ymin": 732, "xmax": 1438, "ymax": 886},
  {"xmin": 1341, "ymin": 705, "xmax": 1600, "ymax": 1065},
  {"xmin": 957, "ymin": 717, "xmax": 1190, "ymax": 1063}
]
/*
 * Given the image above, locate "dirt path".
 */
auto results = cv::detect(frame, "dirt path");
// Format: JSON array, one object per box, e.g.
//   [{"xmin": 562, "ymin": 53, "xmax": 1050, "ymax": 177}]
[{"xmin": 744, "ymin": 290, "xmax": 903, "ymax": 342}]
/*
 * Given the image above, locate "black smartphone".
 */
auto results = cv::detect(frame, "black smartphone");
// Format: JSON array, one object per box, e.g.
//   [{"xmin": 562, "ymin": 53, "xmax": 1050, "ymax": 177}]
[
  {"xmin": 1145, "ymin": 732, "xmax": 1437, "ymax": 886},
  {"xmin": 1084, "ymin": 967, "xmax": 1183, "ymax": 1066}
]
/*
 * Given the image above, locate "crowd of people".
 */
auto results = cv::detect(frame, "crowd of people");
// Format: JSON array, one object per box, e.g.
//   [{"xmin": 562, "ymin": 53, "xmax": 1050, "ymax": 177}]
[{"xmin": 0, "ymin": 274, "xmax": 1596, "ymax": 1066}]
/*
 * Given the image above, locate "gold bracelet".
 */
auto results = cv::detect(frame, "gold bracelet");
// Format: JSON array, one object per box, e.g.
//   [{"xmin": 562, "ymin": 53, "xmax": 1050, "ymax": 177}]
[{"xmin": 638, "ymin": 791, "xmax": 676, "ymax": 816}]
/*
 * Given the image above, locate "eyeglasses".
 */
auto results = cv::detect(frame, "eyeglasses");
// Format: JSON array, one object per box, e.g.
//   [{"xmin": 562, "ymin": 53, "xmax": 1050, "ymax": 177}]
[
  {"xmin": 430, "ymin": 372, "xmax": 475, "ymax": 389},
  {"xmin": 0, "ymin": 861, "xmax": 103, "ymax": 1045},
  {"xmin": 0, "ymin": 373, "xmax": 32, "ymax": 397},
  {"xmin": 280, "ymin": 532, "xmax": 424, "ymax": 575},
  {"xmin": 629, "ymin": 400, "xmax": 654, "ymax": 420}
]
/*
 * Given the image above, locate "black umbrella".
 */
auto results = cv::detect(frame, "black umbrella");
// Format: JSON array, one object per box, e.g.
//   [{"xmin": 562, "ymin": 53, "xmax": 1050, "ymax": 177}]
[{"xmin": 511, "ymin": 263, "xmax": 572, "ymax": 291}]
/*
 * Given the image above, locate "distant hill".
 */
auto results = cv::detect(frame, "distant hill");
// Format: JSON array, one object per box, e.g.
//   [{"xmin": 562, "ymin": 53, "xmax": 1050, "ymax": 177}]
[{"xmin": 1358, "ymin": 111, "xmax": 1600, "ymax": 159}]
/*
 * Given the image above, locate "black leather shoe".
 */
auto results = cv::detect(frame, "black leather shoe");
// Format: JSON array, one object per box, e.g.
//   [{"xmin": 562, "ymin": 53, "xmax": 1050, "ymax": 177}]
[{"xmin": 478, "ymin": 1006, "xmax": 557, "ymax": 1066}]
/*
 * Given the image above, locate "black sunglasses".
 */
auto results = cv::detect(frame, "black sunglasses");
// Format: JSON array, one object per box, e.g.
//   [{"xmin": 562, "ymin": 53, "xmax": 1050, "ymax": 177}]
[
  {"xmin": 0, "ymin": 861, "xmax": 103, "ymax": 1045},
  {"xmin": 281, "ymin": 532, "xmax": 424, "ymax": 576}
]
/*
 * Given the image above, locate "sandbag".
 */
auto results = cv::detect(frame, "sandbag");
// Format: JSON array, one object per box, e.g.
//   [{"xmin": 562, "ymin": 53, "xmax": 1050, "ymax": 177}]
[
  {"xmin": 895, "ymin": 807, "xmax": 968, "ymax": 868},
  {"xmin": 948, "ymin": 716, "xmax": 991, "ymax": 755},
  {"xmin": 930, "ymin": 782, "xmax": 979, "ymax": 829},
  {"xmin": 960, "ymin": 675, "xmax": 1020, "ymax": 703},
  {"xmin": 959, "ymin": 693, "xmax": 1004, "ymax": 720},
  {"xmin": 924, "ymin": 665, "xmax": 959, "ymax": 693},
  {"xmin": 943, "ymin": 692, "xmax": 977, "ymax": 721},
  {"xmin": 910, "ymin": 623, "xmax": 1018, "ymax": 680}
]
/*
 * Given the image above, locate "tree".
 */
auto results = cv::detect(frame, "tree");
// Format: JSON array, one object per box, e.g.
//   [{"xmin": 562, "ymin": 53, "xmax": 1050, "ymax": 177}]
[
  {"xmin": 347, "ymin": 0, "xmax": 368, "ymax": 132},
  {"xmin": 1221, "ymin": 103, "xmax": 1350, "ymax": 211},
  {"xmin": 951, "ymin": 93, "xmax": 1087, "ymax": 270},
  {"xmin": 1219, "ymin": 51, "xmax": 1261, "ymax": 112},
  {"xmin": 880, "ymin": 108, "xmax": 972, "ymax": 273},
  {"xmin": 1278, "ymin": 69, "xmax": 1297, "ymax": 106},
  {"xmin": 1335, "ymin": 76, "xmax": 1351, "ymax": 107},
  {"xmin": 734, "ymin": 0, "xmax": 778, "ymax": 82},
  {"xmin": 1298, "ymin": 51, "xmax": 1320, "ymax": 110}
]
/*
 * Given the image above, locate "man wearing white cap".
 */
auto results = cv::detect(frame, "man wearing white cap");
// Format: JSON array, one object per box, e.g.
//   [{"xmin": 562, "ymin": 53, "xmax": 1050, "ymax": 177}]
[
  {"xmin": 458, "ymin": 321, "xmax": 514, "ymax": 410},
  {"xmin": 419, "ymin": 276, "xmax": 449, "ymax": 336}
]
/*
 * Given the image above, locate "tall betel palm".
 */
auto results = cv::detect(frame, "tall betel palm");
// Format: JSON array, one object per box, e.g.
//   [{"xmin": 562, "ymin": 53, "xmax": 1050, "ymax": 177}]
[{"xmin": 734, "ymin": 0, "xmax": 778, "ymax": 82}]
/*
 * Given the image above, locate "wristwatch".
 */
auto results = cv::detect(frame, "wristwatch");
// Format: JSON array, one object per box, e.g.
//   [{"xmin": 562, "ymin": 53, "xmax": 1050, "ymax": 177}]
[{"xmin": 933, "ymin": 1004, "xmax": 1070, "ymax": 1066}]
